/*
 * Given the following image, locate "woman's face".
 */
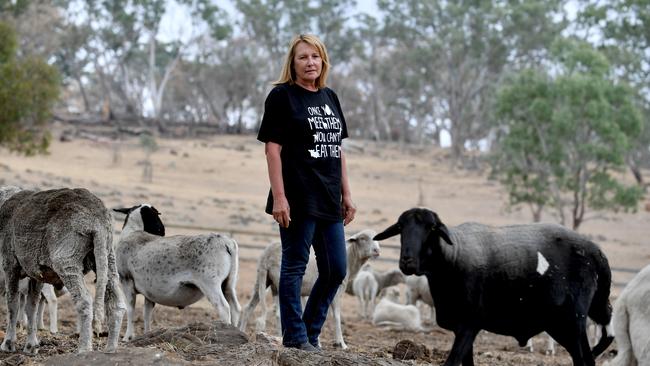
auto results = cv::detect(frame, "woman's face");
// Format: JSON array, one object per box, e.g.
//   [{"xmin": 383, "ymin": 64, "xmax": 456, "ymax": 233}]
[{"xmin": 292, "ymin": 41, "xmax": 322, "ymax": 87}]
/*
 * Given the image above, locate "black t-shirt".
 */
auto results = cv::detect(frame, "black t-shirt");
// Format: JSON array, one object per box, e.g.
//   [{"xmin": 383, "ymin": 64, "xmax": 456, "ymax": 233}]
[{"xmin": 257, "ymin": 83, "xmax": 349, "ymax": 221}]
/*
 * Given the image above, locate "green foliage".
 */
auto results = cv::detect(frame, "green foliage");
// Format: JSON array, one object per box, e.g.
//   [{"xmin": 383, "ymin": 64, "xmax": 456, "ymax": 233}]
[
  {"xmin": 139, "ymin": 133, "xmax": 158, "ymax": 155},
  {"xmin": 0, "ymin": 21, "xmax": 16, "ymax": 63},
  {"xmin": 492, "ymin": 39, "xmax": 643, "ymax": 229},
  {"xmin": 0, "ymin": 21, "xmax": 60, "ymax": 155}
]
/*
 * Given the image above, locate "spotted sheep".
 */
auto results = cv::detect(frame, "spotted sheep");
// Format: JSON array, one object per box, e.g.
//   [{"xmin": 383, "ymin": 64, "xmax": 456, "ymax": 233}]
[
  {"xmin": 114, "ymin": 204, "xmax": 241, "ymax": 341},
  {"xmin": 374, "ymin": 208, "xmax": 614, "ymax": 366},
  {"xmin": 0, "ymin": 186, "xmax": 125, "ymax": 354}
]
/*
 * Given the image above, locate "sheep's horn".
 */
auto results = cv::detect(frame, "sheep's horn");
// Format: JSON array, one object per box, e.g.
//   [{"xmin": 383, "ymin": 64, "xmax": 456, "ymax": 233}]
[{"xmin": 374, "ymin": 223, "xmax": 401, "ymax": 240}]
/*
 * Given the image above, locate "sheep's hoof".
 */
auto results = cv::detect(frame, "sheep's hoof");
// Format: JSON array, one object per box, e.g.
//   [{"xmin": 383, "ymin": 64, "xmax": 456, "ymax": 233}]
[
  {"xmin": 76, "ymin": 345, "xmax": 92, "ymax": 354},
  {"xmin": 122, "ymin": 335, "xmax": 133, "ymax": 342},
  {"xmin": 104, "ymin": 345, "xmax": 117, "ymax": 353},
  {"xmin": 23, "ymin": 342, "xmax": 40, "ymax": 355},
  {"xmin": 333, "ymin": 342, "xmax": 348, "ymax": 350},
  {"xmin": 1, "ymin": 339, "xmax": 15, "ymax": 352}
]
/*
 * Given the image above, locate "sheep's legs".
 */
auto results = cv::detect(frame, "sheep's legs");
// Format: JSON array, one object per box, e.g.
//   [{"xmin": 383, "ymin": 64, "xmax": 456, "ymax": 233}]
[
  {"xmin": 548, "ymin": 318, "xmax": 594, "ymax": 366},
  {"xmin": 223, "ymin": 281, "xmax": 241, "ymax": 327},
  {"xmin": 56, "ymin": 267, "xmax": 93, "ymax": 353},
  {"xmin": 197, "ymin": 281, "xmax": 231, "ymax": 324},
  {"xmin": 23, "ymin": 278, "xmax": 44, "ymax": 354},
  {"xmin": 329, "ymin": 293, "xmax": 347, "ymax": 349},
  {"xmin": 104, "ymin": 256, "xmax": 126, "ymax": 354},
  {"xmin": 143, "ymin": 298, "xmax": 156, "ymax": 333},
  {"xmin": 238, "ymin": 282, "xmax": 261, "ymax": 332},
  {"xmin": 41, "ymin": 285, "xmax": 58, "ymax": 333},
  {"xmin": 443, "ymin": 328, "xmax": 478, "ymax": 366},
  {"xmin": 1, "ymin": 265, "xmax": 22, "ymax": 352},
  {"xmin": 121, "ymin": 278, "xmax": 137, "ymax": 342}
]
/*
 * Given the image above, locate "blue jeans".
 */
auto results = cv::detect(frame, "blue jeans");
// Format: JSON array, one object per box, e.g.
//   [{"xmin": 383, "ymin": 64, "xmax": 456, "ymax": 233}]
[{"xmin": 278, "ymin": 216, "xmax": 347, "ymax": 347}]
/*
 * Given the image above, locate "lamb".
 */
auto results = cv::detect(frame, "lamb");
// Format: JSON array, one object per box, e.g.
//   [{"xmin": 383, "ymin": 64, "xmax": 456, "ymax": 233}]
[
  {"xmin": 238, "ymin": 229, "xmax": 380, "ymax": 349},
  {"xmin": 114, "ymin": 204, "xmax": 241, "ymax": 341},
  {"xmin": 352, "ymin": 263, "xmax": 378, "ymax": 320},
  {"xmin": 404, "ymin": 275, "xmax": 436, "ymax": 324},
  {"xmin": 374, "ymin": 208, "xmax": 614, "ymax": 366},
  {"xmin": 353, "ymin": 263, "xmax": 405, "ymax": 320},
  {"xmin": 18, "ymin": 282, "xmax": 68, "ymax": 334},
  {"xmin": 0, "ymin": 269, "xmax": 67, "ymax": 334},
  {"xmin": 0, "ymin": 186, "xmax": 125, "ymax": 354},
  {"xmin": 371, "ymin": 286, "xmax": 425, "ymax": 332},
  {"xmin": 604, "ymin": 263, "xmax": 650, "ymax": 366}
]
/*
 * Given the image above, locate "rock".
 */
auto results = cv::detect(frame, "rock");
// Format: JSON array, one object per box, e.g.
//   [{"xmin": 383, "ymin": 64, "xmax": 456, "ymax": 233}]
[{"xmin": 392, "ymin": 339, "xmax": 430, "ymax": 361}]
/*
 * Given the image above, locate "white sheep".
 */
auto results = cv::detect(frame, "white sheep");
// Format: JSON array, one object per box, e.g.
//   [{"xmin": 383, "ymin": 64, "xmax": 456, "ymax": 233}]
[
  {"xmin": 404, "ymin": 275, "xmax": 436, "ymax": 324},
  {"xmin": 0, "ymin": 186, "xmax": 125, "ymax": 354},
  {"xmin": 604, "ymin": 264, "xmax": 650, "ymax": 366},
  {"xmin": 18, "ymin": 282, "xmax": 68, "ymax": 334},
  {"xmin": 353, "ymin": 263, "xmax": 405, "ymax": 321},
  {"xmin": 0, "ymin": 269, "xmax": 67, "ymax": 334},
  {"xmin": 238, "ymin": 229, "xmax": 380, "ymax": 349},
  {"xmin": 372, "ymin": 286, "xmax": 425, "ymax": 332},
  {"xmin": 352, "ymin": 263, "xmax": 378, "ymax": 320},
  {"xmin": 114, "ymin": 204, "xmax": 241, "ymax": 341}
]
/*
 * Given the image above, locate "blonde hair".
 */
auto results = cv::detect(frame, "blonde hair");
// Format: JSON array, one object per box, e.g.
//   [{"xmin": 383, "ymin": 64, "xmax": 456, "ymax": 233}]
[{"xmin": 274, "ymin": 34, "xmax": 330, "ymax": 89}]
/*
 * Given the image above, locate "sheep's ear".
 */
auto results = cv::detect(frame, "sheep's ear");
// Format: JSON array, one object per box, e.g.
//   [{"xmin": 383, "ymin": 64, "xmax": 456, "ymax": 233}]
[
  {"xmin": 434, "ymin": 224, "xmax": 453, "ymax": 245},
  {"xmin": 374, "ymin": 223, "xmax": 401, "ymax": 241},
  {"xmin": 113, "ymin": 207, "xmax": 131, "ymax": 215}
]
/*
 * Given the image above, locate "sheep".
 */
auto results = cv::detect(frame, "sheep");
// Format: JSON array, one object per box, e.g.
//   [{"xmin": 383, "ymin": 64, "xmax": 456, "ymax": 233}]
[
  {"xmin": 238, "ymin": 229, "xmax": 380, "ymax": 349},
  {"xmin": 353, "ymin": 263, "xmax": 405, "ymax": 320},
  {"xmin": 0, "ymin": 186, "xmax": 125, "ymax": 354},
  {"xmin": 352, "ymin": 263, "xmax": 378, "ymax": 320},
  {"xmin": 114, "ymin": 204, "xmax": 241, "ymax": 341},
  {"xmin": 374, "ymin": 208, "xmax": 614, "ymax": 366},
  {"xmin": 604, "ymin": 263, "xmax": 650, "ymax": 366},
  {"xmin": 18, "ymin": 282, "xmax": 68, "ymax": 334},
  {"xmin": 0, "ymin": 268, "xmax": 67, "ymax": 334},
  {"xmin": 371, "ymin": 286, "xmax": 425, "ymax": 332},
  {"xmin": 404, "ymin": 275, "xmax": 436, "ymax": 324}
]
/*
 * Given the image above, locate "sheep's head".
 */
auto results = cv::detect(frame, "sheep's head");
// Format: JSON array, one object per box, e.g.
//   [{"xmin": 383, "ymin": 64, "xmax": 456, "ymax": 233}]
[
  {"xmin": 113, "ymin": 204, "xmax": 165, "ymax": 237},
  {"xmin": 0, "ymin": 186, "xmax": 22, "ymax": 209},
  {"xmin": 374, "ymin": 208, "xmax": 452, "ymax": 276},
  {"xmin": 347, "ymin": 229, "xmax": 380, "ymax": 261}
]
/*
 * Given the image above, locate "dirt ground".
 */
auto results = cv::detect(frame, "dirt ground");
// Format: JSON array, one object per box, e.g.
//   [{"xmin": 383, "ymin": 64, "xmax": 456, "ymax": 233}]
[{"xmin": 0, "ymin": 124, "xmax": 647, "ymax": 365}]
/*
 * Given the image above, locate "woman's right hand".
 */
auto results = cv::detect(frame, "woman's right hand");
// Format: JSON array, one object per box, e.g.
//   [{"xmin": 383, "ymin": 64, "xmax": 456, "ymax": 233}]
[{"xmin": 272, "ymin": 195, "xmax": 291, "ymax": 228}]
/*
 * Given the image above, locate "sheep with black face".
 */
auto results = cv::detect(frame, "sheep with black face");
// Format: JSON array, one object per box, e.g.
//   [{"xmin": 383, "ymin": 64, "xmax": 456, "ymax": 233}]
[
  {"xmin": 114, "ymin": 204, "xmax": 241, "ymax": 341},
  {"xmin": 374, "ymin": 208, "xmax": 613, "ymax": 366}
]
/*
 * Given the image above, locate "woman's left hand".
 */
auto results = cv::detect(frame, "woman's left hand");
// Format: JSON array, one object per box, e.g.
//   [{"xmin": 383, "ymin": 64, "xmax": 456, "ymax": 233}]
[{"xmin": 342, "ymin": 196, "xmax": 356, "ymax": 226}]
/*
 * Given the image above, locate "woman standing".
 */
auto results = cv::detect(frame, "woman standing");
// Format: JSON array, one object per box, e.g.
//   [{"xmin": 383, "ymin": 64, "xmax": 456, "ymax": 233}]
[{"xmin": 257, "ymin": 34, "xmax": 356, "ymax": 351}]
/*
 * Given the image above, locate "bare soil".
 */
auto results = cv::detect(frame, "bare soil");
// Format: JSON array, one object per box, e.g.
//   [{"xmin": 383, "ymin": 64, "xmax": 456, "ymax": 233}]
[{"xmin": 1, "ymin": 126, "xmax": 647, "ymax": 365}]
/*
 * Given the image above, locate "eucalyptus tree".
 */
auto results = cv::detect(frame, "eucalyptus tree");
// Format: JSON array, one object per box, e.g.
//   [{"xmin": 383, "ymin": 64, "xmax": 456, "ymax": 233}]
[
  {"xmin": 577, "ymin": 0, "xmax": 650, "ymax": 187},
  {"xmin": 66, "ymin": 0, "xmax": 231, "ymax": 119},
  {"xmin": 171, "ymin": 36, "xmax": 264, "ymax": 130},
  {"xmin": 492, "ymin": 39, "xmax": 643, "ymax": 229},
  {"xmin": 374, "ymin": 0, "xmax": 569, "ymax": 157}
]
